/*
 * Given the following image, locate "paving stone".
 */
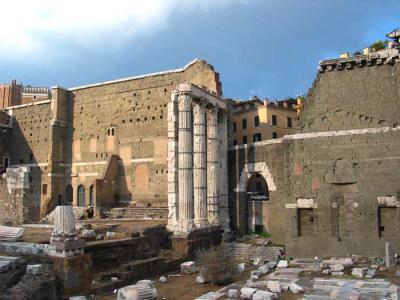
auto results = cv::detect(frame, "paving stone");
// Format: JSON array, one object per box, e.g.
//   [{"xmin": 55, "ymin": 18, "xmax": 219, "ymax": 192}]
[
  {"xmin": 240, "ymin": 287, "xmax": 257, "ymax": 299},
  {"xmin": 195, "ymin": 292, "xmax": 224, "ymax": 300}
]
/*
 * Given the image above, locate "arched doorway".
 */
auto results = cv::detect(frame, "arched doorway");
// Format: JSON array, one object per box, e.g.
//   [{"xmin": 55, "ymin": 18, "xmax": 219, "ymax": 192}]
[
  {"xmin": 66, "ymin": 185, "xmax": 73, "ymax": 204},
  {"xmin": 246, "ymin": 173, "xmax": 269, "ymax": 234},
  {"xmin": 89, "ymin": 185, "xmax": 94, "ymax": 207},
  {"xmin": 77, "ymin": 185, "xmax": 85, "ymax": 207}
]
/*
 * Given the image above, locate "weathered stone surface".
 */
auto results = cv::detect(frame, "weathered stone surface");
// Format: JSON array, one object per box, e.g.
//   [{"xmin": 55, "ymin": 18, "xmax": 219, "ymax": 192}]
[
  {"xmin": 385, "ymin": 242, "xmax": 396, "ymax": 268},
  {"xmin": 195, "ymin": 291, "xmax": 224, "ymax": 300},
  {"xmin": 240, "ymin": 287, "xmax": 257, "ymax": 299},
  {"xmin": 329, "ymin": 264, "xmax": 344, "ymax": 272},
  {"xmin": 237, "ymin": 263, "xmax": 245, "ymax": 273},
  {"xmin": 228, "ymin": 289, "xmax": 238, "ymax": 298},
  {"xmin": 351, "ymin": 268, "xmax": 367, "ymax": 278},
  {"xmin": 0, "ymin": 225, "xmax": 24, "ymax": 241},
  {"xmin": 289, "ymin": 282, "xmax": 304, "ymax": 293},
  {"xmin": 267, "ymin": 280, "xmax": 281, "ymax": 293},
  {"xmin": 180, "ymin": 261, "xmax": 196, "ymax": 274},
  {"xmin": 2, "ymin": 274, "xmax": 61, "ymax": 300},
  {"xmin": 252, "ymin": 290, "xmax": 276, "ymax": 300},
  {"xmin": 117, "ymin": 284, "xmax": 156, "ymax": 300},
  {"xmin": 277, "ymin": 260, "xmax": 288, "ymax": 268},
  {"xmin": 26, "ymin": 264, "xmax": 44, "ymax": 276},
  {"xmin": 195, "ymin": 274, "xmax": 205, "ymax": 284},
  {"xmin": 53, "ymin": 206, "xmax": 75, "ymax": 235}
]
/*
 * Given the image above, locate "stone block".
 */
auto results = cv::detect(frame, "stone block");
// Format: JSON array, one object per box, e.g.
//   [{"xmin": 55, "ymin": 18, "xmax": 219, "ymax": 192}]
[
  {"xmin": 237, "ymin": 263, "xmax": 245, "ymax": 273},
  {"xmin": 329, "ymin": 264, "xmax": 344, "ymax": 271},
  {"xmin": 180, "ymin": 261, "xmax": 196, "ymax": 274},
  {"xmin": 277, "ymin": 260, "xmax": 288, "ymax": 268},
  {"xmin": 252, "ymin": 290, "xmax": 276, "ymax": 300},
  {"xmin": 117, "ymin": 284, "xmax": 156, "ymax": 300},
  {"xmin": 385, "ymin": 242, "xmax": 396, "ymax": 268},
  {"xmin": 331, "ymin": 271, "xmax": 344, "ymax": 276},
  {"xmin": 195, "ymin": 274, "xmax": 205, "ymax": 284},
  {"xmin": 289, "ymin": 283, "xmax": 304, "ymax": 293},
  {"xmin": 0, "ymin": 225, "xmax": 24, "ymax": 241},
  {"xmin": 228, "ymin": 289, "xmax": 238, "ymax": 298},
  {"xmin": 26, "ymin": 264, "xmax": 44, "ymax": 275},
  {"xmin": 240, "ymin": 287, "xmax": 257, "ymax": 299},
  {"xmin": 351, "ymin": 268, "xmax": 367, "ymax": 278},
  {"xmin": 267, "ymin": 280, "xmax": 281, "ymax": 293}
]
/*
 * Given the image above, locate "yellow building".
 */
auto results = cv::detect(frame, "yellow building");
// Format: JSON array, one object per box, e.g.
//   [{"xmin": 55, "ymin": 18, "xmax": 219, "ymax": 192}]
[{"xmin": 229, "ymin": 98, "xmax": 298, "ymax": 145}]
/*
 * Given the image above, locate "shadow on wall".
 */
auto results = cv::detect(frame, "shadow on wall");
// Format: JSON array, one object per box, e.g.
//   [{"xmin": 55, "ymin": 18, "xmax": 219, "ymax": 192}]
[{"xmin": 0, "ymin": 119, "xmax": 43, "ymax": 224}]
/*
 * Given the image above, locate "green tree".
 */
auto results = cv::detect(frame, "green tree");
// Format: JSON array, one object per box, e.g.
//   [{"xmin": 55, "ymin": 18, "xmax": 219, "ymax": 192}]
[{"xmin": 370, "ymin": 40, "xmax": 388, "ymax": 52}]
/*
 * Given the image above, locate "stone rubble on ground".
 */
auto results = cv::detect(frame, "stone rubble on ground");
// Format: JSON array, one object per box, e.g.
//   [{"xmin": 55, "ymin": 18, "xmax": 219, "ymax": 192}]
[
  {"xmin": 252, "ymin": 290, "xmax": 276, "ymax": 300},
  {"xmin": 228, "ymin": 289, "xmax": 238, "ymax": 298},
  {"xmin": 240, "ymin": 287, "xmax": 257, "ymax": 299},
  {"xmin": 117, "ymin": 283, "xmax": 156, "ymax": 300},
  {"xmin": 195, "ymin": 274, "xmax": 206, "ymax": 284},
  {"xmin": 237, "ymin": 263, "xmax": 245, "ymax": 273},
  {"xmin": 288, "ymin": 282, "xmax": 304, "ymax": 293},
  {"xmin": 276, "ymin": 260, "xmax": 288, "ymax": 268},
  {"xmin": 180, "ymin": 261, "xmax": 196, "ymax": 274},
  {"xmin": 26, "ymin": 264, "xmax": 44, "ymax": 275},
  {"xmin": 253, "ymin": 258, "xmax": 263, "ymax": 266},
  {"xmin": 266, "ymin": 280, "xmax": 281, "ymax": 293},
  {"xmin": 351, "ymin": 267, "xmax": 367, "ymax": 278}
]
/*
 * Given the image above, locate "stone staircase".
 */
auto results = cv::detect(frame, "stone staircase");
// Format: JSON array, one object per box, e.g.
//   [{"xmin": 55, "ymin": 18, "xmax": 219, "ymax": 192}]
[
  {"xmin": 107, "ymin": 207, "xmax": 168, "ymax": 220},
  {"xmin": 228, "ymin": 242, "xmax": 284, "ymax": 262}
]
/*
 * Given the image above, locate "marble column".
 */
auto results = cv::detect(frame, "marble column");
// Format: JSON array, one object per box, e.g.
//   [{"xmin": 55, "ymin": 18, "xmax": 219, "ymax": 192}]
[
  {"xmin": 167, "ymin": 91, "xmax": 179, "ymax": 231},
  {"xmin": 218, "ymin": 111, "xmax": 230, "ymax": 232},
  {"xmin": 207, "ymin": 107, "xmax": 219, "ymax": 225},
  {"xmin": 193, "ymin": 101, "xmax": 208, "ymax": 227},
  {"xmin": 178, "ymin": 93, "xmax": 194, "ymax": 231}
]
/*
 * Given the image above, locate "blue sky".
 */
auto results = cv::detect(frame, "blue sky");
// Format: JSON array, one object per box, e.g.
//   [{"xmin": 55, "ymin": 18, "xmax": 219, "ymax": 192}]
[{"xmin": 0, "ymin": 0, "xmax": 399, "ymax": 100}]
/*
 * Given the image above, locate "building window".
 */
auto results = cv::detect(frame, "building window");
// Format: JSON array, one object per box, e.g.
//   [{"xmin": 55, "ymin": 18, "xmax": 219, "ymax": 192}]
[
  {"xmin": 297, "ymin": 208, "xmax": 314, "ymax": 237},
  {"xmin": 4, "ymin": 157, "xmax": 9, "ymax": 168},
  {"xmin": 89, "ymin": 185, "xmax": 94, "ymax": 207},
  {"xmin": 272, "ymin": 132, "xmax": 278, "ymax": 139},
  {"xmin": 254, "ymin": 116, "xmax": 260, "ymax": 127},
  {"xmin": 242, "ymin": 136, "xmax": 248, "ymax": 144},
  {"xmin": 272, "ymin": 115, "xmax": 277, "ymax": 126},
  {"xmin": 30, "ymin": 153, "xmax": 33, "ymax": 162},
  {"xmin": 253, "ymin": 133, "xmax": 262, "ymax": 142},
  {"xmin": 287, "ymin": 117, "xmax": 292, "ymax": 128},
  {"xmin": 242, "ymin": 118, "xmax": 247, "ymax": 130},
  {"xmin": 42, "ymin": 184, "xmax": 47, "ymax": 195},
  {"xmin": 66, "ymin": 185, "xmax": 73, "ymax": 204},
  {"xmin": 233, "ymin": 140, "xmax": 237, "ymax": 146},
  {"xmin": 233, "ymin": 122, "xmax": 237, "ymax": 132},
  {"xmin": 77, "ymin": 185, "xmax": 85, "ymax": 207}
]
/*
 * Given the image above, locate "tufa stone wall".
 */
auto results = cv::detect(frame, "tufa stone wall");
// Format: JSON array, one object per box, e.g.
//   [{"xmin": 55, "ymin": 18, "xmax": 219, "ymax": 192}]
[{"xmin": 229, "ymin": 60, "xmax": 400, "ymax": 257}]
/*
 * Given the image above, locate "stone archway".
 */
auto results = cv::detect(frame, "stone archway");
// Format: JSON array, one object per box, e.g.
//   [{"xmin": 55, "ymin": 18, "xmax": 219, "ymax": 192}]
[
  {"xmin": 234, "ymin": 162, "xmax": 276, "ymax": 235},
  {"xmin": 247, "ymin": 173, "xmax": 269, "ymax": 233},
  {"xmin": 235, "ymin": 162, "xmax": 276, "ymax": 193}
]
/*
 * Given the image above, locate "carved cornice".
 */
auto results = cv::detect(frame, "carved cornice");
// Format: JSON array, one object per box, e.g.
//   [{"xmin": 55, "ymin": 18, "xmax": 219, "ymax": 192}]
[{"xmin": 318, "ymin": 48, "xmax": 400, "ymax": 73}]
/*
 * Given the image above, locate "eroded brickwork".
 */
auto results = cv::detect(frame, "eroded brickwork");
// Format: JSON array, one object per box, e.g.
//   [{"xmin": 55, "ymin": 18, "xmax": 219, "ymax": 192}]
[
  {"xmin": 229, "ymin": 59, "xmax": 400, "ymax": 257},
  {"xmin": 0, "ymin": 60, "xmax": 222, "ymax": 222}
]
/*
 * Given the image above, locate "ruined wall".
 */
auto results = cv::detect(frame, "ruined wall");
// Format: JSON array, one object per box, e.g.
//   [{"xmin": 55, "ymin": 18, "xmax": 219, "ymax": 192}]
[
  {"xmin": 229, "ymin": 59, "xmax": 400, "ymax": 257},
  {"xmin": 5, "ymin": 102, "xmax": 52, "ymax": 221},
  {"xmin": 0, "ymin": 167, "xmax": 32, "ymax": 225},
  {"xmin": 228, "ymin": 140, "xmax": 289, "ymax": 245},
  {"xmin": 67, "ymin": 60, "xmax": 221, "ymax": 208},
  {"xmin": 301, "ymin": 63, "xmax": 400, "ymax": 132}
]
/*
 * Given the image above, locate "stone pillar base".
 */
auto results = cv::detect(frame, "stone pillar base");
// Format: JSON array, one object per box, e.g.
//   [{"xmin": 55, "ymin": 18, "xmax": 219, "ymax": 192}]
[
  {"xmin": 172, "ymin": 226, "xmax": 223, "ymax": 258},
  {"xmin": 52, "ymin": 253, "xmax": 92, "ymax": 296}
]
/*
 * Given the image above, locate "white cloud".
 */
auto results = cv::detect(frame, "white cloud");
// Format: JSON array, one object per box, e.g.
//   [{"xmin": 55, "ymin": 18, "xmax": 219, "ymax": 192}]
[{"xmin": 0, "ymin": 0, "xmax": 241, "ymax": 56}]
